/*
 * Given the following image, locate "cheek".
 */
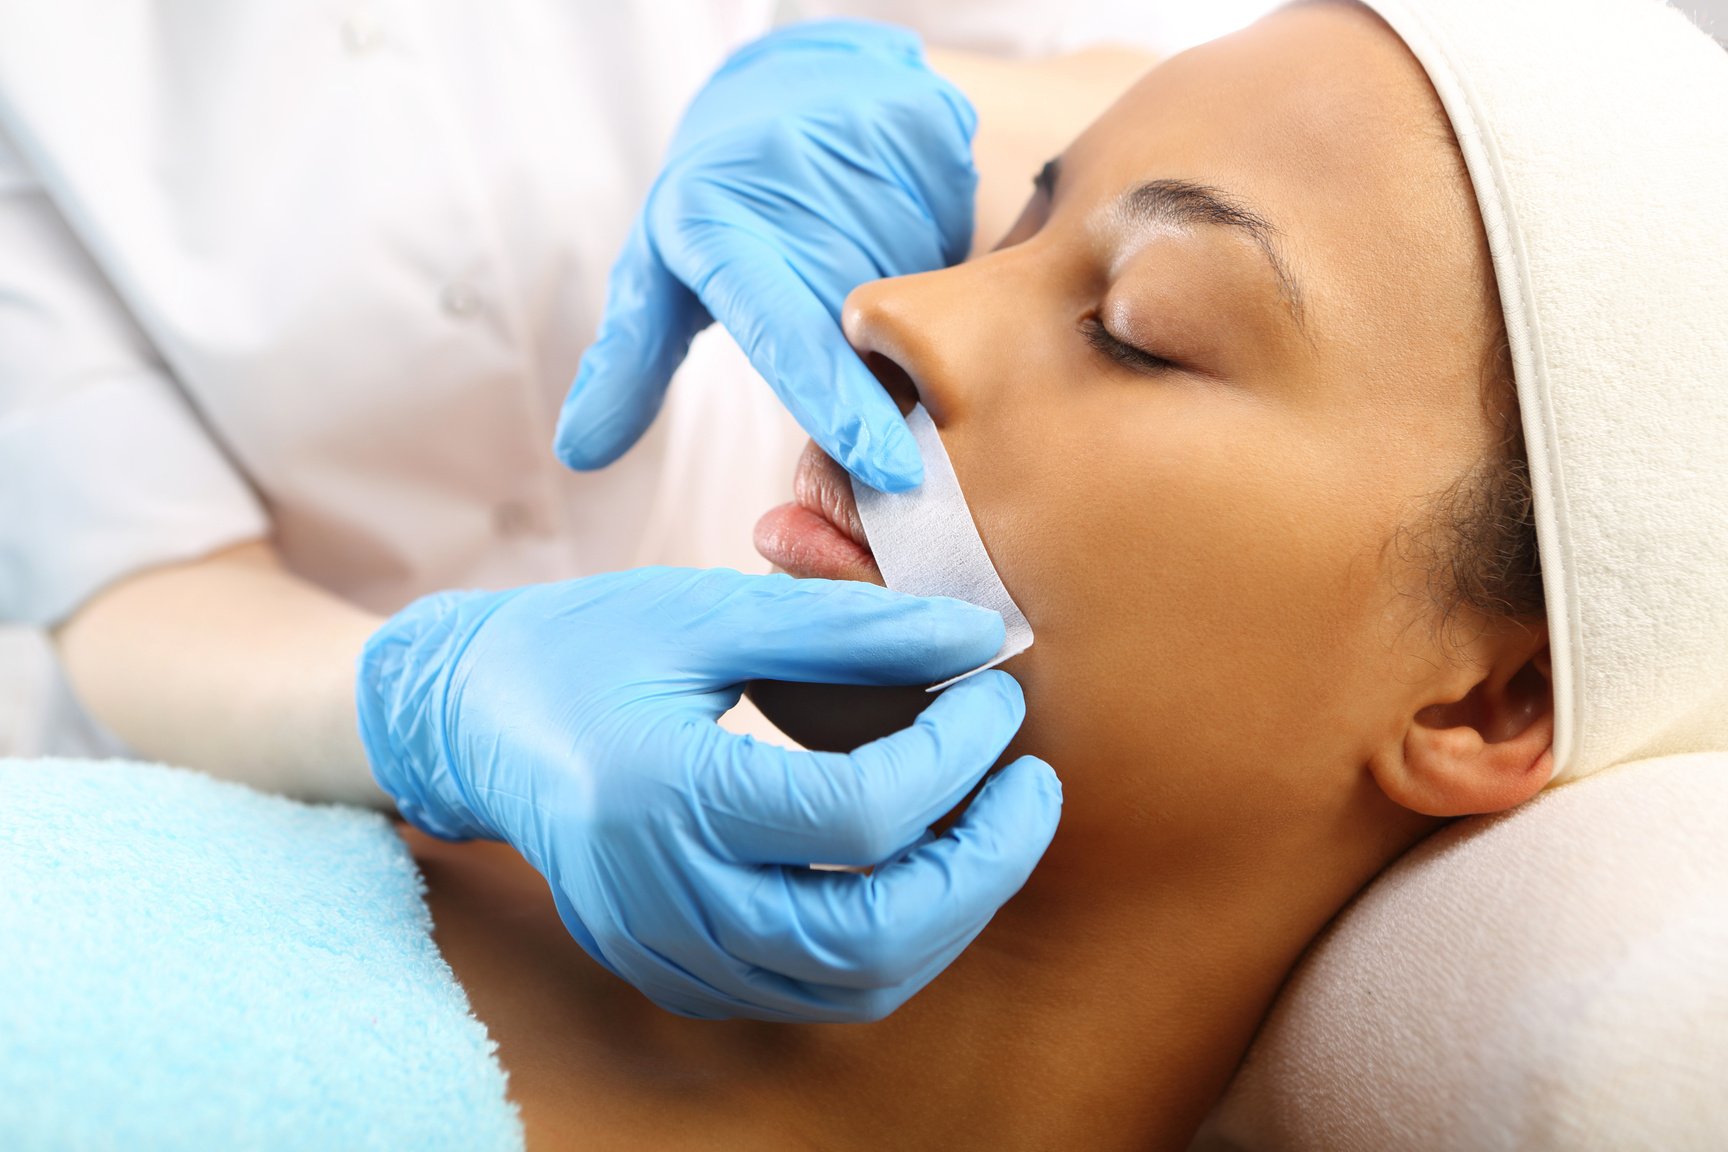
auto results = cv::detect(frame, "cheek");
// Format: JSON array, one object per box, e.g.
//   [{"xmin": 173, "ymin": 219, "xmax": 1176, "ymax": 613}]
[{"xmin": 947, "ymin": 388, "xmax": 1408, "ymax": 817}]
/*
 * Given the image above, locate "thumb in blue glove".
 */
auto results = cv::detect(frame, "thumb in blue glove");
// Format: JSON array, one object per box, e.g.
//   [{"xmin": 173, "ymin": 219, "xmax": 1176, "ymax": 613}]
[
  {"xmin": 555, "ymin": 21, "xmax": 977, "ymax": 493},
  {"xmin": 357, "ymin": 567, "xmax": 1061, "ymax": 1022}
]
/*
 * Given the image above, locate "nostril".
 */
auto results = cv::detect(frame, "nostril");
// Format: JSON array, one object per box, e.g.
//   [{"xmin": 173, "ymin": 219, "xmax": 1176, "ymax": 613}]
[{"xmin": 862, "ymin": 351, "xmax": 919, "ymax": 416}]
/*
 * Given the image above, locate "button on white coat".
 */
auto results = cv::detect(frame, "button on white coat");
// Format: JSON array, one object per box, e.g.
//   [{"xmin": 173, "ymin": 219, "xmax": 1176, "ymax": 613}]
[
  {"xmin": 341, "ymin": 11, "xmax": 384, "ymax": 56},
  {"xmin": 440, "ymin": 281, "xmax": 482, "ymax": 319}
]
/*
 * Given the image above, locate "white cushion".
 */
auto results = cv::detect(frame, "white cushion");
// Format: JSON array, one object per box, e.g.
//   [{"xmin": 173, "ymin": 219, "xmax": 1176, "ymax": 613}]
[{"xmin": 1192, "ymin": 752, "xmax": 1728, "ymax": 1151}]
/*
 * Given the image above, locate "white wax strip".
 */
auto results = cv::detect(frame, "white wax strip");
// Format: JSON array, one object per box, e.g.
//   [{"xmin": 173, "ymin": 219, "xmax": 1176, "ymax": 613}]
[{"xmin": 852, "ymin": 404, "xmax": 1034, "ymax": 691}]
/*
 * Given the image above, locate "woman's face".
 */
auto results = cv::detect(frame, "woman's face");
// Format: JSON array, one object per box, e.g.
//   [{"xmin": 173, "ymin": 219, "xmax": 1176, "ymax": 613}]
[{"xmin": 755, "ymin": 3, "xmax": 1507, "ymax": 863}]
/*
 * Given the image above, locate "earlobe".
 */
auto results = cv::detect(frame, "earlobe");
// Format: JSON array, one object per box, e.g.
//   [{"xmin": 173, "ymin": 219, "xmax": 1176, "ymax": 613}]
[{"xmin": 1375, "ymin": 630, "xmax": 1554, "ymax": 818}]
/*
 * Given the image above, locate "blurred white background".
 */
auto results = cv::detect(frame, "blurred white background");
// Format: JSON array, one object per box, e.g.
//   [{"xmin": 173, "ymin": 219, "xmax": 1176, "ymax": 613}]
[{"xmin": 779, "ymin": 0, "xmax": 1285, "ymax": 56}]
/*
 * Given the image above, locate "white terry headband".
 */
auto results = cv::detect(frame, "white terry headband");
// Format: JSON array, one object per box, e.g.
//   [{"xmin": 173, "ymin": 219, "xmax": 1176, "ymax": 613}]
[
  {"xmin": 851, "ymin": 405, "xmax": 1034, "ymax": 691},
  {"xmin": 1357, "ymin": 0, "xmax": 1728, "ymax": 783}
]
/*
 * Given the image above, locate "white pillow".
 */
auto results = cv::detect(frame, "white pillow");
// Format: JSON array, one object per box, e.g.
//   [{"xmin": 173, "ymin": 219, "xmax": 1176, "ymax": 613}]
[{"xmin": 1191, "ymin": 751, "xmax": 1728, "ymax": 1151}]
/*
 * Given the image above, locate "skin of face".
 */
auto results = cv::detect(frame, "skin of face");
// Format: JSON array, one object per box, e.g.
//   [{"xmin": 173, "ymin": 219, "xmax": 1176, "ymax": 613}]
[{"xmin": 756, "ymin": 0, "xmax": 1553, "ymax": 892}]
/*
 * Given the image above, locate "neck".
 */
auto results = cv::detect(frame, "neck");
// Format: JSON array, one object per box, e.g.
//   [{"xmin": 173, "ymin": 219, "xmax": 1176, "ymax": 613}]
[
  {"xmin": 416, "ymin": 774, "xmax": 1435, "ymax": 1151},
  {"xmin": 780, "ymin": 845, "xmax": 1359, "ymax": 1150}
]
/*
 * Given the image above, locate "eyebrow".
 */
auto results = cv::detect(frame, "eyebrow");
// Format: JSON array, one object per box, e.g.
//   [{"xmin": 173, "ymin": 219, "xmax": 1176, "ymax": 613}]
[{"xmin": 1038, "ymin": 158, "xmax": 1307, "ymax": 330}]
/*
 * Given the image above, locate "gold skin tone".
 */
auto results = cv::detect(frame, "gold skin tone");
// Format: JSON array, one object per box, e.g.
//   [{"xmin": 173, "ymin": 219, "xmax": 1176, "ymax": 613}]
[{"xmin": 411, "ymin": 6, "xmax": 1555, "ymax": 1149}]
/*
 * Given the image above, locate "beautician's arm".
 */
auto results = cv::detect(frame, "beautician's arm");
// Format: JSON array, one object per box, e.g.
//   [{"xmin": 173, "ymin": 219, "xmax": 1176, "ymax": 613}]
[
  {"xmin": 54, "ymin": 540, "xmax": 390, "ymax": 807},
  {"xmin": 926, "ymin": 45, "xmax": 1158, "ymax": 254}
]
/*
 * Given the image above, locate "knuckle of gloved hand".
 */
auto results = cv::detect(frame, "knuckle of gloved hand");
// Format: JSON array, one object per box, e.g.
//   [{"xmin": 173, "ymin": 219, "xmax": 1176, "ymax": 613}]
[
  {"xmin": 839, "ymin": 987, "xmax": 905, "ymax": 1022},
  {"xmin": 845, "ymin": 973, "xmax": 909, "ymax": 1022},
  {"xmin": 674, "ymin": 564, "xmax": 723, "ymax": 596},
  {"xmin": 752, "ymin": 117, "xmax": 813, "ymax": 172},
  {"xmin": 755, "ymin": 22, "xmax": 912, "ymax": 76},
  {"xmin": 692, "ymin": 568, "xmax": 763, "ymax": 621},
  {"xmin": 823, "ymin": 768, "xmax": 902, "ymax": 864},
  {"xmin": 635, "ymin": 566, "xmax": 711, "ymax": 619},
  {"xmin": 647, "ymin": 179, "xmax": 711, "ymax": 249},
  {"xmin": 650, "ymin": 169, "xmax": 750, "ymax": 246},
  {"xmin": 585, "ymin": 567, "xmax": 645, "ymax": 606},
  {"xmin": 585, "ymin": 922, "xmax": 640, "ymax": 987}
]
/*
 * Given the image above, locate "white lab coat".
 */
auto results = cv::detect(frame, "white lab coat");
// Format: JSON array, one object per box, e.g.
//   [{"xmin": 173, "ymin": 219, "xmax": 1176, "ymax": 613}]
[
  {"xmin": 0, "ymin": 1, "xmax": 795, "ymax": 628},
  {"xmin": 0, "ymin": 1, "xmax": 819, "ymax": 758},
  {"xmin": 0, "ymin": 0, "xmax": 1249, "ymax": 759}
]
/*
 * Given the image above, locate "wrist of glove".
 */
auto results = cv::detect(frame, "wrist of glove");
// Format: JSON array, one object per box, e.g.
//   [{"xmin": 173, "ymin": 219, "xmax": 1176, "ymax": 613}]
[{"xmin": 357, "ymin": 587, "xmax": 518, "ymax": 843}]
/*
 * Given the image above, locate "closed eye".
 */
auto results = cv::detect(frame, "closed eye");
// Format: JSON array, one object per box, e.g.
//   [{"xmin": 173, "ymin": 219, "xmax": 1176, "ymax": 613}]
[{"xmin": 1080, "ymin": 315, "xmax": 1180, "ymax": 376}]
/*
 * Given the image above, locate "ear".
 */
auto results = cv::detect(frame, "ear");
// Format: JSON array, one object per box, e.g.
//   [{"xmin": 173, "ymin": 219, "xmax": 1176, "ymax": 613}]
[{"xmin": 1373, "ymin": 622, "xmax": 1554, "ymax": 817}]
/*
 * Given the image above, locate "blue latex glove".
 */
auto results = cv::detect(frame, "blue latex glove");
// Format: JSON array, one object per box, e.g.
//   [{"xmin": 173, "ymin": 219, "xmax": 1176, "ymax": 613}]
[
  {"xmin": 358, "ymin": 567, "xmax": 1061, "ymax": 1022},
  {"xmin": 555, "ymin": 20, "xmax": 977, "ymax": 493}
]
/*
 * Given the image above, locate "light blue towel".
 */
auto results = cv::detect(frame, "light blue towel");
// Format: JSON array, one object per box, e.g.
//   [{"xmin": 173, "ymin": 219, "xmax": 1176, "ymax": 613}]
[{"xmin": 0, "ymin": 758, "xmax": 524, "ymax": 1151}]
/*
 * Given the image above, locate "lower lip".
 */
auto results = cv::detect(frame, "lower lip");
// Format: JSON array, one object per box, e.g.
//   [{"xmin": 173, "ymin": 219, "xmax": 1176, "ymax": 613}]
[{"xmin": 754, "ymin": 502, "xmax": 884, "ymax": 585}]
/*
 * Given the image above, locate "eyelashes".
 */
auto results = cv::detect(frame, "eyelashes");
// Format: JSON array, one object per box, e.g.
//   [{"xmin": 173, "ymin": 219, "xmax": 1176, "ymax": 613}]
[
  {"xmin": 1025, "ymin": 159, "xmax": 1185, "ymax": 379},
  {"xmin": 1080, "ymin": 315, "xmax": 1180, "ymax": 376}
]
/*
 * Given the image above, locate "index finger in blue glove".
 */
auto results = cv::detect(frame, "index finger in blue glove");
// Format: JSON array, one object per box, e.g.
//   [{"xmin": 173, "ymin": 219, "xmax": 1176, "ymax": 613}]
[
  {"xmin": 681, "ymin": 574, "xmax": 1006, "ymax": 688},
  {"xmin": 554, "ymin": 217, "xmax": 710, "ymax": 472},
  {"xmin": 713, "ymin": 754, "xmax": 1063, "ymax": 1014},
  {"xmin": 696, "ymin": 671, "xmax": 1026, "ymax": 868},
  {"xmin": 678, "ymin": 227, "xmax": 924, "ymax": 492}
]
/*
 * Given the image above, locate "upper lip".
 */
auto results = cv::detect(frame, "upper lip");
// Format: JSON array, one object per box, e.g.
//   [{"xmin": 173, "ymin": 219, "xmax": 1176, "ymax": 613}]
[{"xmin": 792, "ymin": 441, "xmax": 872, "ymax": 554}]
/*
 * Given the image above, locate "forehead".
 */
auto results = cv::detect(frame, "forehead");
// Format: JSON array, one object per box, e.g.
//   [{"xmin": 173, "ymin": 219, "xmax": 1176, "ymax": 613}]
[{"xmin": 1063, "ymin": 2, "xmax": 1489, "ymax": 365}]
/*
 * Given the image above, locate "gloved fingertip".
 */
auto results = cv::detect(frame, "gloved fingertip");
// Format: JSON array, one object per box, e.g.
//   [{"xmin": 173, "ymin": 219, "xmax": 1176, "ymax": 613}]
[
  {"xmin": 923, "ymin": 668, "xmax": 1026, "ymax": 741},
  {"xmin": 917, "ymin": 594, "xmax": 1006, "ymax": 643},
  {"xmin": 554, "ymin": 363, "xmax": 599, "ymax": 467},
  {"xmin": 863, "ymin": 417, "xmax": 925, "ymax": 493},
  {"xmin": 844, "ymin": 457, "xmax": 916, "ymax": 494},
  {"xmin": 826, "ymin": 402, "xmax": 921, "ymax": 492},
  {"xmin": 554, "ymin": 354, "xmax": 645, "ymax": 472},
  {"xmin": 552, "ymin": 414, "xmax": 619, "ymax": 473},
  {"xmin": 973, "ymin": 755, "xmax": 1063, "ymax": 849},
  {"xmin": 1007, "ymin": 754, "xmax": 1064, "ymax": 808}
]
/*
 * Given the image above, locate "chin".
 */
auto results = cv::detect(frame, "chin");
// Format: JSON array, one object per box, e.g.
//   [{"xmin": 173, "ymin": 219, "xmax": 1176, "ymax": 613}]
[{"xmin": 744, "ymin": 680, "xmax": 934, "ymax": 753}]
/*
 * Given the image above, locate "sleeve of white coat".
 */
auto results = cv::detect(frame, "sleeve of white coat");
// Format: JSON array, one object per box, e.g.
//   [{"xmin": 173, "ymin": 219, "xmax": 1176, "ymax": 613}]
[{"xmin": 0, "ymin": 129, "xmax": 268, "ymax": 627}]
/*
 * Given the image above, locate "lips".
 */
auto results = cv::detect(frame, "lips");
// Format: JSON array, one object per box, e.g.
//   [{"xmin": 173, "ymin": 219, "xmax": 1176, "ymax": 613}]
[{"xmin": 753, "ymin": 441, "xmax": 885, "ymax": 584}]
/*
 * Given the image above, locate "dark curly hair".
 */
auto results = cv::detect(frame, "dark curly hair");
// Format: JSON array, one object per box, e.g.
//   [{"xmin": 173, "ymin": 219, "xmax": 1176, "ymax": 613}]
[{"xmin": 1401, "ymin": 322, "xmax": 1545, "ymax": 640}]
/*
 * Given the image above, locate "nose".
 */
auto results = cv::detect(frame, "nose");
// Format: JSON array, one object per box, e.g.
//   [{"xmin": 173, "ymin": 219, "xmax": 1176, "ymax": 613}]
[{"xmin": 841, "ymin": 261, "xmax": 1008, "ymax": 427}]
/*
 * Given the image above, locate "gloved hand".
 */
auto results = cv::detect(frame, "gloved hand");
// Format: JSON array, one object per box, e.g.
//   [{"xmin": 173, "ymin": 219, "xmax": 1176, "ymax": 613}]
[
  {"xmin": 555, "ymin": 20, "xmax": 977, "ymax": 493},
  {"xmin": 358, "ymin": 567, "xmax": 1061, "ymax": 1022}
]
